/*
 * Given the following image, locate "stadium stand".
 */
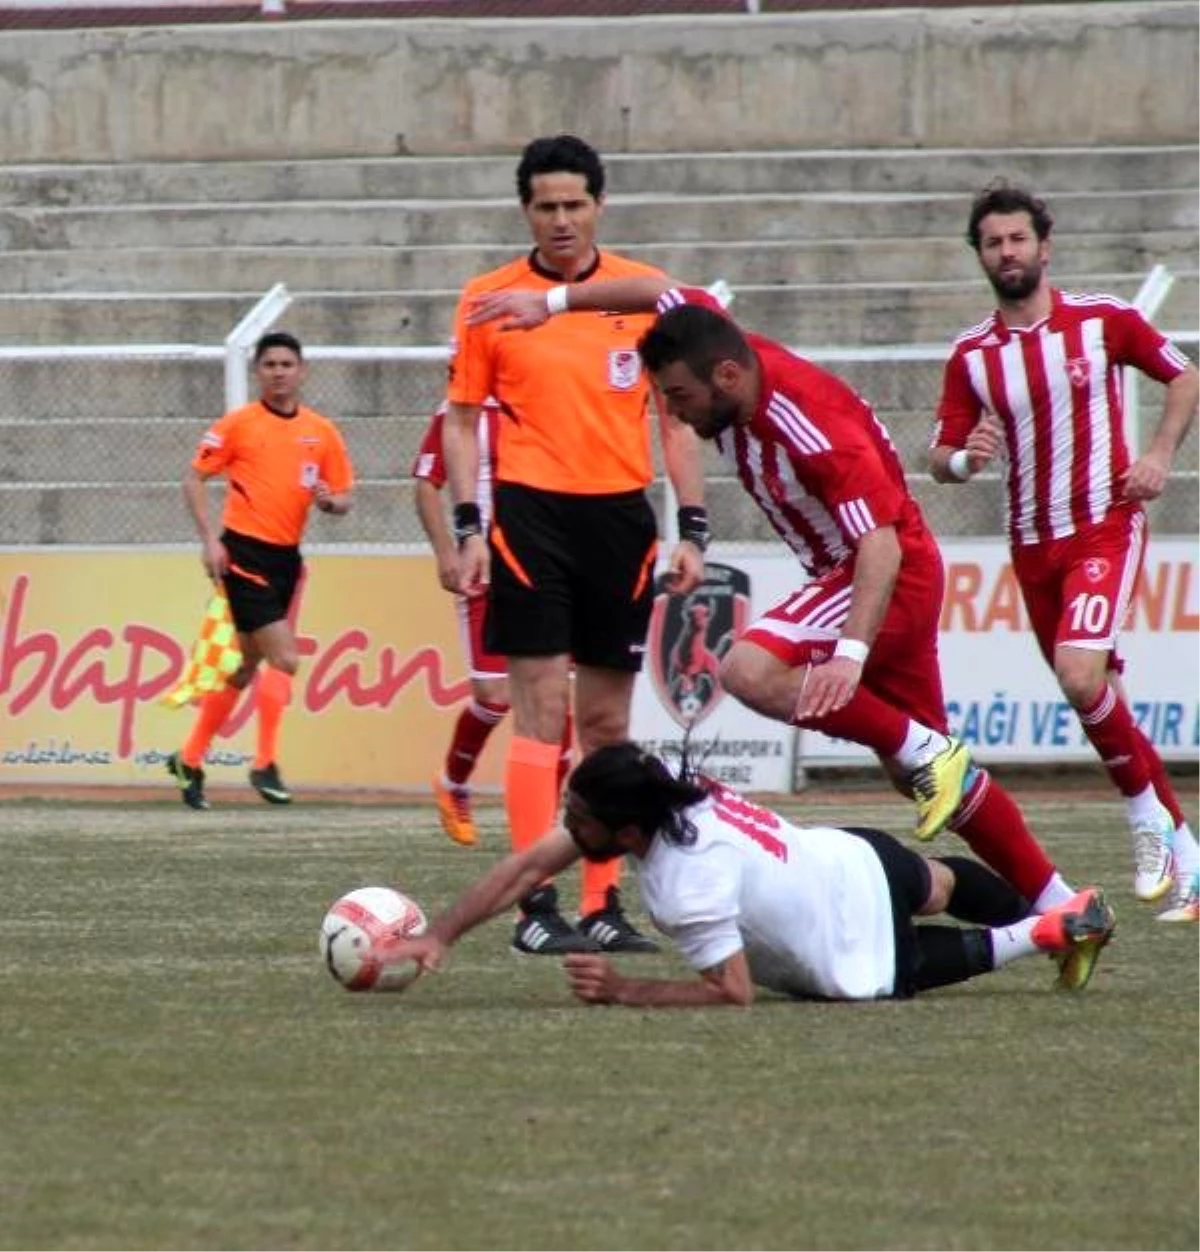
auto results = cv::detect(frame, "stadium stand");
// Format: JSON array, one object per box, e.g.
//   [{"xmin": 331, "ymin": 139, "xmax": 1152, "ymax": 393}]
[{"xmin": 0, "ymin": 5, "xmax": 1195, "ymax": 547}]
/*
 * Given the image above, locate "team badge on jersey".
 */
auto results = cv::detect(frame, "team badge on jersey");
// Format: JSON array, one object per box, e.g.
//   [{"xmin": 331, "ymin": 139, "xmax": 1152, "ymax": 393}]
[
  {"xmin": 299, "ymin": 462, "xmax": 320, "ymax": 489},
  {"xmin": 607, "ymin": 350, "xmax": 642, "ymax": 390},
  {"xmin": 1083, "ymin": 557, "xmax": 1110, "ymax": 583},
  {"xmin": 1067, "ymin": 358, "xmax": 1091, "ymax": 388},
  {"xmin": 647, "ymin": 563, "xmax": 750, "ymax": 728}
]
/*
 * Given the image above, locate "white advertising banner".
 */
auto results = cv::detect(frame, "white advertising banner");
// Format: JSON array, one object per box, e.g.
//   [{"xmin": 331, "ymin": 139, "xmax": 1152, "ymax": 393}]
[
  {"xmin": 800, "ymin": 537, "xmax": 1198, "ymax": 766},
  {"xmin": 632, "ymin": 538, "xmax": 1198, "ymax": 781}
]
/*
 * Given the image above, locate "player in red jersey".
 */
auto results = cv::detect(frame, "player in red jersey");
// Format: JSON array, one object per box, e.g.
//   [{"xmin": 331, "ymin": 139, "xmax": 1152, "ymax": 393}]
[
  {"xmin": 413, "ymin": 400, "xmax": 573, "ymax": 847},
  {"xmin": 468, "ymin": 280, "xmax": 1080, "ymax": 919},
  {"xmin": 929, "ymin": 184, "xmax": 1199, "ymax": 920}
]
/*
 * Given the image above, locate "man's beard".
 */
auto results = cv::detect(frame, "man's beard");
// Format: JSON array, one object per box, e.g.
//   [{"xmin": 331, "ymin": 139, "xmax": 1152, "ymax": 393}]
[
  {"xmin": 697, "ymin": 392, "xmax": 740, "ymax": 440},
  {"xmin": 987, "ymin": 260, "xmax": 1043, "ymax": 302}
]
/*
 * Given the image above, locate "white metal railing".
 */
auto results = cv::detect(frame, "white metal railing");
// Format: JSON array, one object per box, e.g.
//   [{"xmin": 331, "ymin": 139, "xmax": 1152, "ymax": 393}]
[{"xmin": 223, "ymin": 282, "xmax": 294, "ymax": 408}]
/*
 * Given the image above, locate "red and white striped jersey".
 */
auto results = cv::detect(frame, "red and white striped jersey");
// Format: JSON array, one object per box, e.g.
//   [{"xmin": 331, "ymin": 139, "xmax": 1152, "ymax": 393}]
[
  {"xmin": 933, "ymin": 288, "xmax": 1190, "ymax": 546},
  {"xmin": 411, "ymin": 399, "xmax": 500, "ymax": 524},
  {"xmin": 658, "ymin": 287, "xmax": 931, "ymax": 578}
]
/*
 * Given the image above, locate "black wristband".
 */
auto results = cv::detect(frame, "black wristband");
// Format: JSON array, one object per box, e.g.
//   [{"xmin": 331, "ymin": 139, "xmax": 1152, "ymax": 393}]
[
  {"xmin": 677, "ymin": 505, "xmax": 711, "ymax": 552},
  {"xmin": 452, "ymin": 502, "xmax": 483, "ymax": 547}
]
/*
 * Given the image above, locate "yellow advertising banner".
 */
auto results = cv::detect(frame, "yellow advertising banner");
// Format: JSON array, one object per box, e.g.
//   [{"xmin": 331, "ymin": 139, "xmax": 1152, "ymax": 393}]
[{"xmin": 0, "ymin": 550, "xmax": 503, "ymax": 792}]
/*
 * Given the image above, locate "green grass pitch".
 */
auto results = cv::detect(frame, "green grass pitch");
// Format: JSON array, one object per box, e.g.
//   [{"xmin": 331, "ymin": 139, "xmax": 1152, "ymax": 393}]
[{"xmin": 1, "ymin": 785, "xmax": 1196, "ymax": 1250}]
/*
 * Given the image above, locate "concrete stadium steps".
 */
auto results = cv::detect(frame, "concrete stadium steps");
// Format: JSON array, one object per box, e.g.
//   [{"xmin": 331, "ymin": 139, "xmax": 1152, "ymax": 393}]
[
  {"xmin": 0, "ymin": 480, "xmax": 416, "ymax": 546},
  {"xmin": 0, "ymin": 137, "xmax": 1193, "ymax": 548},
  {"xmin": 2, "ymin": 474, "xmax": 1191, "ymax": 548},
  {"xmin": 2, "ymin": 146, "xmax": 1195, "ymax": 208},
  {"xmin": 5, "ymin": 231, "xmax": 1197, "ymax": 295},
  {"xmin": 1, "ymin": 188, "xmax": 1193, "ymax": 254},
  {"xmin": 0, "ymin": 474, "xmax": 1048, "ymax": 549},
  {"xmin": 8, "ymin": 351, "xmax": 1194, "ymax": 422},
  {"xmin": 0, "ymin": 415, "xmax": 435, "ymax": 483},
  {"xmin": 0, "ymin": 273, "xmax": 1194, "ymax": 347},
  {"xmin": 0, "ymin": 357, "xmax": 442, "ymax": 420},
  {"xmin": 3, "ymin": 356, "xmax": 1194, "ymax": 460}
]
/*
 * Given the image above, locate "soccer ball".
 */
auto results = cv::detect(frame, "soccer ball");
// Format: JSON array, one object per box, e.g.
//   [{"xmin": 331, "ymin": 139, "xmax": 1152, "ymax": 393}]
[{"xmin": 319, "ymin": 886, "xmax": 428, "ymax": 992}]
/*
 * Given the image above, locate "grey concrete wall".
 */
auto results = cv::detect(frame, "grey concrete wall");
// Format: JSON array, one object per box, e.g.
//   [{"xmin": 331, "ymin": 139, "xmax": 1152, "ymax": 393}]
[{"xmin": 0, "ymin": 2, "xmax": 1195, "ymax": 162}]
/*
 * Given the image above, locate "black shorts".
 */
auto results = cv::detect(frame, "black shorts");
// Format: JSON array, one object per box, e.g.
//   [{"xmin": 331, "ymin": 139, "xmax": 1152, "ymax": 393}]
[
  {"xmin": 220, "ymin": 529, "xmax": 303, "ymax": 634},
  {"xmin": 842, "ymin": 826, "xmax": 932, "ymax": 1000},
  {"xmin": 485, "ymin": 482, "xmax": 658, "ymax": 670}
]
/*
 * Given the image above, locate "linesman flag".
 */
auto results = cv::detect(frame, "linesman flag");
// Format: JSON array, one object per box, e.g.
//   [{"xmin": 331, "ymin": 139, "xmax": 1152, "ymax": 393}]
[{"xmin": 160, "ymin": 589, "xmax": 243, "ymax": 708}]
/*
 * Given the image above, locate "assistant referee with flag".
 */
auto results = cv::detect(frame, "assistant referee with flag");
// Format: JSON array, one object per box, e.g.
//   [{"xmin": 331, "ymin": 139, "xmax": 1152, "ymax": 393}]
[{"xmin": 165, "ymin": 331, "xmax": 354, "ymax": 810}]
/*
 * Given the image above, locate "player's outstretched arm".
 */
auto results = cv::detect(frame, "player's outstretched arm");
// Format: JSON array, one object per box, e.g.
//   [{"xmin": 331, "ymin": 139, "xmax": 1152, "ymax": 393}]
[
  {"xmin": 467, "ymin": 275, "xmax": 676, "ymax": 330},
  {"xmin": 399, "ymin": 830, "xmax": 582, "ymax": 975},
  {"xmin": 563, "ymin": 950, "xmax": 754, "ymax": 1007}
]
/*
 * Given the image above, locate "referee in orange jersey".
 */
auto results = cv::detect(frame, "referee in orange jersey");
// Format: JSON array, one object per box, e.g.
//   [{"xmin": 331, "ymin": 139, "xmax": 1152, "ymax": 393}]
[
  {"xmin": 167, "ymin": 331, "xmax": 354, "ymax": 809},
  {"xmin": 442, "ymin": 134, "xmax": 708, "ymax": 954}
]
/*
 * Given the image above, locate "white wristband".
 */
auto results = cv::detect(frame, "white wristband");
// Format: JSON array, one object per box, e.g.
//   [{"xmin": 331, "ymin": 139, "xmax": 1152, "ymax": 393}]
[
  {"xmin": 545, "ymin": 285, "xmax": 570, "ymax": 315},
  {"xmin": 946, "ymin": 449, "xmax": 972, "ymax": 482},
  {"xmin": 833, "ymin": 637, "xmax": 869, "ymax": 665}
]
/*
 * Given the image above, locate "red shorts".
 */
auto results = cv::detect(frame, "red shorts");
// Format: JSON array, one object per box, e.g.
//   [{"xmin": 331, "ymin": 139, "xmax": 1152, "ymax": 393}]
[
  {"xmin": 457, "ymin": 592, "xmax": 506, "ymax": 679},
  {"xmin": 1011, "ymin": 503, "xmax": 1144, "ymax": 671},
  {"xmin": 742, "ymin": 537, "xmax": 949, "ymax": 733}
]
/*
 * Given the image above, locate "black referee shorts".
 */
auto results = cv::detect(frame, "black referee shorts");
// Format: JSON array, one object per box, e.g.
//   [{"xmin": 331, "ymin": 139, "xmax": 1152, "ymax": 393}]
[
  {"xmin": 842, "ymin": 826, "xmax": 933, "ymax": 1000},
  {"xmin": 221, "ymin": 529, "xmax": 303, "ymax": 635},
  {"xmin": 485, "ymin": 482, "xmax": 658, "ymax": 670}
]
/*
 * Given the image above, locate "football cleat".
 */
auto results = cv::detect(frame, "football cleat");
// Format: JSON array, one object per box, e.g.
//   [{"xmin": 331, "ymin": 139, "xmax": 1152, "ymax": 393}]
[
  {"xmin": 910, "ymin": 738, "xmax": 974, "ymax": 842},
  {"xmin": 512, "ymin": 886, "xmax": 599, "ymax": 955},
  {"xmin": 1156, "ymin": 870, "xmax": 1199, "ymax": 923},
  {"xmin": 578, "ymin": 887, "xmax": 661, "ymax": 954},
  {"xmin": 1130, "ymin": 813, "xmax": 1175, "ymax": 902},
  {"xmin": 166, "ymin": 751, "xmax": 209, "ymax": 811},
  {"xmin": 432, "ymin": 777, "xmax": 478, "ymax": 848},
  {"xmin": 249, "ymin": 762, "xmax": 292, "ymax": 805},
  {"xmin": 1031, "ymin": 887, "xmax": 1117, "ymax": 991}
]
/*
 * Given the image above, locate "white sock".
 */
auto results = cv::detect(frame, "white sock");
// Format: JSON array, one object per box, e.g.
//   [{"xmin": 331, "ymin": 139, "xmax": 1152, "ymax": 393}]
[
  {"xmin": 988, "ymin": 918, "xmax": 1039, "ymax": 967},
  {"xmin": 892, "ymin": 723, "xmax": 951, "ymax": 771},
  {"xmin": 1032, "ymin": 872, "xmax": 1075, "ymax": 913},
  {"xmin": 1125, "ymin": 784, "xmax": 1167, "ymax": 829},
  {"xmin": 1172, "ymin": 822, "xmax": 1199, "ymax": 877}
]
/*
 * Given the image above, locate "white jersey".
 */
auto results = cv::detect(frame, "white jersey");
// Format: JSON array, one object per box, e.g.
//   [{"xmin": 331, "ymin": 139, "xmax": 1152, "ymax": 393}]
[{"xmin": 635, "ymin": 787, "xmax": 897, "ymax": 1000}]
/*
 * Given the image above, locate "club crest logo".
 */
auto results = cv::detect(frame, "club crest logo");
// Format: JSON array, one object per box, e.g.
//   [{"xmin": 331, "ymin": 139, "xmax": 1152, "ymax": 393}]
[
  {"xmin": 1083, "ymin": 557, "xmax": 1110, "ymax": 583},
  {"xmin": 607, "ymin": 350, "xmax": 641, "ymax": 390},
  {"xmin": 1067, "ymin": 358, "xmax": 1090, "ymax": 388},
  {"xmin": 647, "ymin": 563, "xmax": 750, "ymax": 728}
]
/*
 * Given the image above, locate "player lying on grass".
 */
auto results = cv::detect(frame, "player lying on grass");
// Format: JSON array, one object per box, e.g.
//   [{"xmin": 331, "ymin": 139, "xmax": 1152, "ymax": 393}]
[{"xmin": 389, "ymin": 743, "xmax": 1117, "ymax": 1004}]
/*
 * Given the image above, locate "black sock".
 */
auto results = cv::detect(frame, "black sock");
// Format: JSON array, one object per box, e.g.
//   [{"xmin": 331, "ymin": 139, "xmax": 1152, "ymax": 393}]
[
  {"xmin": 936, "ymin": 855, "xmax": 1030, "ymax": 925},
  {"xmin": 912, "ymin": 925, "xmax": 994, "ymax": 992}
]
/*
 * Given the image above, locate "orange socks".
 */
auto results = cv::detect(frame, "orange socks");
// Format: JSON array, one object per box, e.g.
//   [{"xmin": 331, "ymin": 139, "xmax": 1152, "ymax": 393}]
[
  {"xmin": 254, "ymin": 668, "xmax": 292, "ymax": 769},
  {"xmin": 181, "ymin": 684, "xmax": 240, "ymax": 768},
  {"xmin": 505, "ymin": 736, "xmax": 564, "ymax": 852},
  {"xmin": 580, "ymin": 858, "xmax": 621, "ymax": 918}
]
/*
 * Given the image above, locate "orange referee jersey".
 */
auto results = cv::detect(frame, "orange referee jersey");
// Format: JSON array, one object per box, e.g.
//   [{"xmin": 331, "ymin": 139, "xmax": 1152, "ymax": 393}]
[
  {"xmin": 447, "ymin": 251, "xmax": 662, "ymax": 495},
  {"xmin": 192, "ymin": 401, "xmax": 355, "ymax": 547}
]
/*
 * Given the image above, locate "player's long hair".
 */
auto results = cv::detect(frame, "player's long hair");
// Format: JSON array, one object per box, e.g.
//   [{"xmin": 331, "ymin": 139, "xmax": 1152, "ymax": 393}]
[{"xmin": 568, "ymin": 740, "xmax": 709, "ymax": 847}]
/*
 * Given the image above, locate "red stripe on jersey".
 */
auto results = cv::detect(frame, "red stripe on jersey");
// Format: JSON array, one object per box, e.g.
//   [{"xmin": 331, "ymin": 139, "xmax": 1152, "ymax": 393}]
[{"xmin": 941, "ymin": 290, "xmax": 1187, "ymax": 546}]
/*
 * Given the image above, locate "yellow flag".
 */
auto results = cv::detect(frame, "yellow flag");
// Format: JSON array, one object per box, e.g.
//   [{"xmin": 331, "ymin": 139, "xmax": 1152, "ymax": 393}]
[{"xmin": 160, "ymin": 589, "xmax": 243, "ymax": 709}]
